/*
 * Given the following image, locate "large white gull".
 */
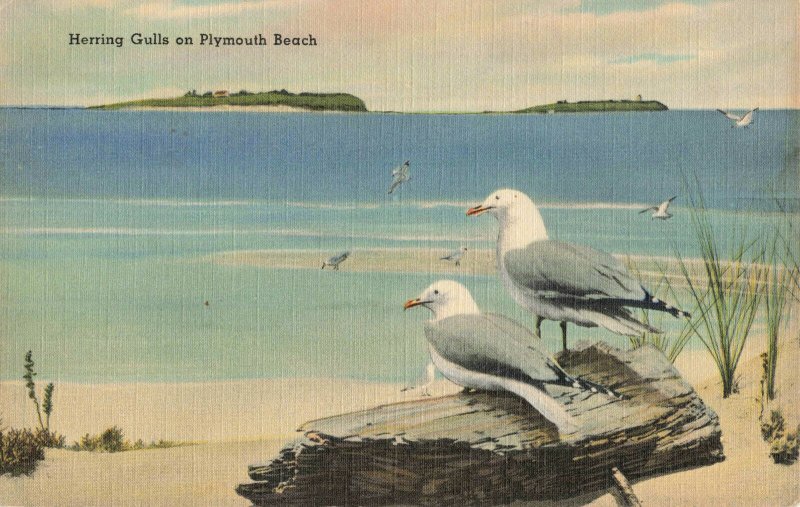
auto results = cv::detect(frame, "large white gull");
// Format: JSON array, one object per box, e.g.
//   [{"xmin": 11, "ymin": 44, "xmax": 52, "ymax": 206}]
[
  {"xmin": 467, "ymin": 189, "xmax": 689, "ymax": 349},
  {"xmin": 404, "ymin": 280, "xmax": 621, "ymax": 434}
]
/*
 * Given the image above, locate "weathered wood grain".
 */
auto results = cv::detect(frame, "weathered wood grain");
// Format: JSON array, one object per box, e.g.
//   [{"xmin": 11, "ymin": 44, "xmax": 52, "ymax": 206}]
[{"xmin": 236, "ymin": 342, "xmax": 724, "ymax": 506}]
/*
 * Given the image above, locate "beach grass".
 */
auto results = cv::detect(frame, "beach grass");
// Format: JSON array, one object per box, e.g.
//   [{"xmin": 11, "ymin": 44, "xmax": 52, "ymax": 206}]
[
  {"xmin": 762, "ymin": 228, "xmax": 798, "ymax": 402},
  {"xmin": 626, "ymin": 260, "xmax": 695, "ymax": 362},
  {"xmin": 676, "ymin": 183, "xmax": 766, "ymax": 398}
]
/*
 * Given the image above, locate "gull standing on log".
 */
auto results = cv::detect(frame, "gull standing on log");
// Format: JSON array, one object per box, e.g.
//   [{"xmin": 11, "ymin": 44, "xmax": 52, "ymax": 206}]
[
  {"xmin": 387, "ymin": 160, "xmax": 411, "ymax": 194},
  {"xmin": 716, "ymin": 108, "xmax": 758, "ymax": 128},
  {"xmin": 639, "ymin": 196, "xmax": 677, "ymax": 220},
  {"xmin": 403, "ymin": 280, "xmax": 621, "ymax": 434},
  {"xmin": 467, "ymin": 189, "xmax": 690, "ymax": 350}
]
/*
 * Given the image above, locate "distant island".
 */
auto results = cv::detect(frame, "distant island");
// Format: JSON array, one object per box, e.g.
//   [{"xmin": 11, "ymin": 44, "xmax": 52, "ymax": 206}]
[
  {"xmin": 89, "ymin": 90, "xmax": 667, "ymax": 114},
  {"xmin": 514, "ymin": 98, "xmax": 668, "ymax": 114},
  {"xmin": 90, "ymin": 89, "xmax": 368, "ymax": 112}
]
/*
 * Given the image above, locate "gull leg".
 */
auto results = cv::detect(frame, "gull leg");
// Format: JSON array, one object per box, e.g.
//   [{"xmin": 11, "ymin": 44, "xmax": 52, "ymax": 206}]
[
  {"xmin": 535, "ymin": 315, "xmax": 544, "ymax": 339},
  {"xmin": 561, "ymin": 321, "xmax": 568, "ymax": 351}
]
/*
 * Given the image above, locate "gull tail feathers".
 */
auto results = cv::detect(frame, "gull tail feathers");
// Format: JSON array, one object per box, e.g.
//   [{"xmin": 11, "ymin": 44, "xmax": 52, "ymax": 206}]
[
  {"xmin": 592, "ymin": 310, "xmax": 662, "ymax": 337},
  {"xmin": 506, "ymin": 381, "xmax": 578, "ymax": 434},
  {"xmin": 642, "ymin": 289, "xmax": 691, "ymax": 318},
  {"xmin": 546, "ymin": 364, "xmax": 623, "ymax": 399}
]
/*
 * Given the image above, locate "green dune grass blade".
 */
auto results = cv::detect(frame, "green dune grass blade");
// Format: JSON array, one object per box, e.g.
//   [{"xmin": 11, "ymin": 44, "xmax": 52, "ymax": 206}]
[{"xmin": 676, "ymin": 177, "xmax": 766, "ymax": 398}]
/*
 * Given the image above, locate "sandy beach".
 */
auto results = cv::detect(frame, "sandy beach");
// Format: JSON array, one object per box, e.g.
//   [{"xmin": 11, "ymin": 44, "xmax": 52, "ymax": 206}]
[{"xmin": 1, "ymin": 332, "xmax": 798, "ymax": 506}]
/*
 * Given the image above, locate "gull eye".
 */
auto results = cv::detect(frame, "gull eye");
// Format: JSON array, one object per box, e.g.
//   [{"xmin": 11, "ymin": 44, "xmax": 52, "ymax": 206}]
[
  {"xmin": 434, "ymin": 290, "xmax": 439, "ymax": 295},
  {"xmin": 495, "ymin": 195, "xmax": 500, "ymax": 200}
]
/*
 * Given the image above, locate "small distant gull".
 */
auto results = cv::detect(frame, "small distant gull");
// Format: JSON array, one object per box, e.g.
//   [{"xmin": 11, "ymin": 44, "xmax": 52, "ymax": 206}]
[
  {"xmin": 387, "ymin": 160, "xmax": 410, "ymax": 194},
  {"xmin": 440, "ymin": 246, "xmax": 468, "ymax": 266},
  {"xmin": 467, "ymin": 189, "xmax": 690, "ymax": 350},
  {"xmin": 716, "ymin": 108, "xmax": 758, "ymax": 128},
  {"xmin": 404, "ymin": 280, "xmax": 621, "ymax": 434},
  {"xmin": 400, "ymin": 362, "xmax": 436, "ymax": 396},
  {"xmin": 639, "ymin": 196, "xmax": 677, "ymax": 220},
  {"xmin": 321, "ymin": 251, "xmax": 350, "ymax": 270}
]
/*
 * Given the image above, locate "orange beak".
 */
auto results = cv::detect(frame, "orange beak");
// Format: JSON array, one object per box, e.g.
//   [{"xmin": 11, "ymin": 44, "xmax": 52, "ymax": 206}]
[
  {"xmin": 404, "ymin": 298, "xmax": 423, "ymax": 310},
  {"xmin": 466, "ymin": 205, "xmax": 490, "ymax": 216}
]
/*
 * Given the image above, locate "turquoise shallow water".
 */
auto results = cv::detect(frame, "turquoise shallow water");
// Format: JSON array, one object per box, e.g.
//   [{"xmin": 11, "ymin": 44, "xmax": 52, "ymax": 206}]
[
  {"xmin": 0, "ymin": 197, "xmax": 784, "ymax": 383},
  {"xmin": 0, "ymin": 109, "xmax": 796, "ymax": 383}
]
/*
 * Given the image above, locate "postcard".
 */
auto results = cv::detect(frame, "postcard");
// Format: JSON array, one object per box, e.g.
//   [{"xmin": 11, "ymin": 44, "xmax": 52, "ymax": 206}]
[{"xmin": 1, "ymin": 1, "xmax": 798, "ymax": 505}]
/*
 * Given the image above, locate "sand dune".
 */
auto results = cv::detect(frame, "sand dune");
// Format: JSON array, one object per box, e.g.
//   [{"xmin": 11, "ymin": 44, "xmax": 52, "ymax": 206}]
[
  {"xmin": 1, "ymin": 305, "xmax": 796, "ymax": 506},
  {"xmin": 2, "ymin": 333, "xmax": 798, "ymax": 505}
]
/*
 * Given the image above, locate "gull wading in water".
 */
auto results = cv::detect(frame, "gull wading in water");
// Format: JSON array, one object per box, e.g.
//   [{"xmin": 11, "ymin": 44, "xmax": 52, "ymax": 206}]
[
  {"xmin": 467, "ymin": 189, "xmax": 690, "ymax": 350},
  {"xmin": 403, "ymin": 280, "xmax": 621, "ymax": 434},
  {"xmin": 640, "ymin": 196, "xmax": 677, "ymax": 220},
  {"xmin": 440, "ymin": 246, "xmax": 468, "ymax": 266},
  {"xmin": 387, "ymin": 160, "xmax": 411, "ymax": 194},
  {"xmin": 716, "ymin": 108, "xmax": 758, "ymax": 128},
  {"xmin": 321, "ymin": 251, "xmax": 350, "ymax": 270}
]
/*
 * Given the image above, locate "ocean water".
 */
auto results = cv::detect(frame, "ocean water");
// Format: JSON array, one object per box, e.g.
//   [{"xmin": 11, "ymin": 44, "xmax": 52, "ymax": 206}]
[{"xmin": 0, "ymin": 109, "xmax": 797, "ymax": 383}]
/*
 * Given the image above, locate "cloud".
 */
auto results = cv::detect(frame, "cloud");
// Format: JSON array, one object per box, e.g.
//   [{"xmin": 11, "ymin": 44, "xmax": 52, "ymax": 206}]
[
  {"xmin": 571, "ymin": 0, "xmax": 716, "ymax": 15},
  {"xmin": 124, "ymin": 0, "xmax": 288, "ymax": 19},
  {"xmin": 610, "ymin": 53, "xmax": 695, "ymax": 64}
]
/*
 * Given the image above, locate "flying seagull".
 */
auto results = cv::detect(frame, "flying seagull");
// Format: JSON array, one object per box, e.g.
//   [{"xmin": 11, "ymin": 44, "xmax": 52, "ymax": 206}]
[
  {"xmin": 401, "ymin": 362, "xmax": 436, "ymax": 396},
  {"xmin": 639, "ymin": 196, "xmax": 677, "ymax": 220},
  {"xmin": 387, "ymin": 160, "xmax": 410, "ymax": 194},
  {"xmin": 467, "ymin": 189, "xmax": 689, "ymax": 350},
  {"xmin": 404, "ymin": 280, "xmax": 621, "ymax": 433},
  {"xmin": 716, "ymin": 108, "xmax": 758, "ymax": 128},
  {"xmin": 440, "ymin": 246, "xmax": 468, "ymax": 266},
  {"xmin": 321, "ymin": 251, "xmax": 350, "ymax": 270}
]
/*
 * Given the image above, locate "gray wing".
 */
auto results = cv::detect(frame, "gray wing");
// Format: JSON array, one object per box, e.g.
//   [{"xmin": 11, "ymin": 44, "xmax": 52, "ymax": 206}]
[
  {"xmin": 391, "ymin": 162, "xmax": 409, "ymax": 177},
  {"xmin": 440, "ymin": 249, "xmax": 459, "ymax": 260},
  {"xmin": 740, "ymin": 108, "xmax": 757, "ymax": 123},
  {"xmin": 660, "ymin": 196, "xmax": 677, "ymax": 212},
  {"xmin": 387, "ymin": 178, "xmax": 402, "ymax": 194},
  {"xmin": 328, "ymin": 252, "xmax": 348, "ymax": 264},
  {"xmin": 424, "ymin": 314, "xmax": 561, "ymax": 384},
  {"xmin": 504, "ymin": 240, "xmax": 646, "ymax": 301},
  {"xmin": 716, "ymin": 109, "xmax": 741, "ymax": 121}
]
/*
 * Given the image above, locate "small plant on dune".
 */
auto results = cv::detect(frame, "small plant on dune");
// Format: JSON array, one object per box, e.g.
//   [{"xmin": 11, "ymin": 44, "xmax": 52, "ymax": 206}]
[
  {"xmin": 0, "ymin": 427, "xmax": 45, "ymax": 476},
  {"xmin": 761, "ymin": 409, "xmax": 799, "ymax": 465},
  {"xmin": 676, "ymin": 181, "xmax": 766, "ymax": 398},
  {"xmin": 99, "ymin": 426, "xmax": 126, "ymax": 452},
  {"xmin": 761, "ymin": 233, "xmax": 796, "ymax": 401},
  {"xmin": 70, "ymin": 426, "xmax": 187, "ymax": 452},
  {"xmin": 23, "ymin": 351, "xmax": 45, "ymax": 432},
  {"xmin": 22, "ymin": 351, "xmax": 63, "ymax": 447},
  {"xmin": 625, "ymin": 260, "xmax": 695, "ymax": 362}
]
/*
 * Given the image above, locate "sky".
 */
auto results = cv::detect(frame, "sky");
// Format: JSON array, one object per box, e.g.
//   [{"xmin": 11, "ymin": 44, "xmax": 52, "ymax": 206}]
[{"xmin": 0, "ymin": 0, "xmax": 797, "ymax": 110}]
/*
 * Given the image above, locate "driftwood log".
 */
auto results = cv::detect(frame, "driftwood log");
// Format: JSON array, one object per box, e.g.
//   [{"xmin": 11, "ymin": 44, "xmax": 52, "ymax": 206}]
[{"xmin": 237, "ymin": 342, "xmax": 724, "ymax": 506}]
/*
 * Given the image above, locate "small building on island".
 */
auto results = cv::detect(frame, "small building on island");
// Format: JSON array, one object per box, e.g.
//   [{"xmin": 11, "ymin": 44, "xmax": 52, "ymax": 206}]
[{"xmin": 213, "ymin": 90, "xmax": 229, "ymax": 98}]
